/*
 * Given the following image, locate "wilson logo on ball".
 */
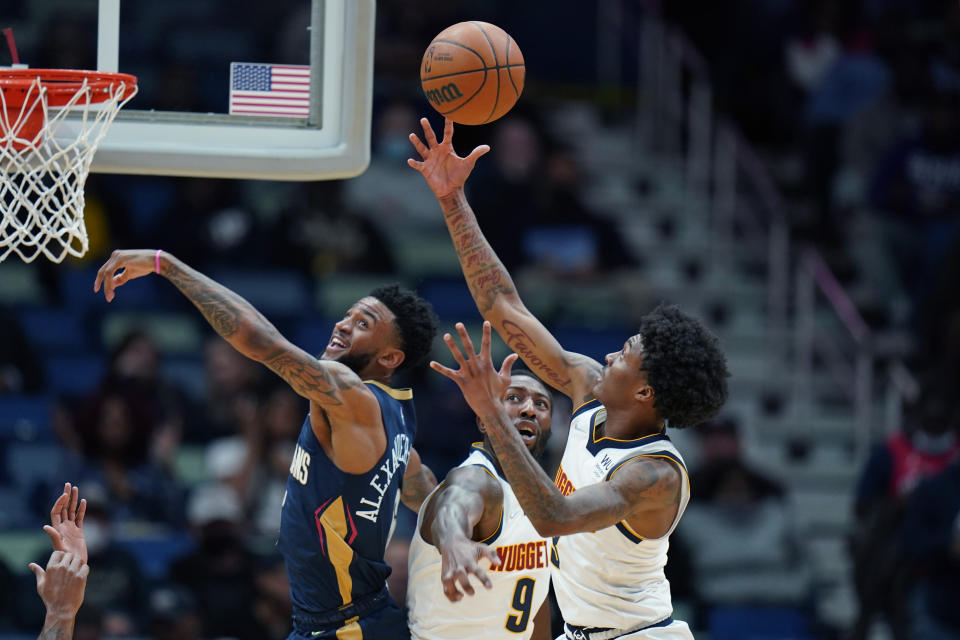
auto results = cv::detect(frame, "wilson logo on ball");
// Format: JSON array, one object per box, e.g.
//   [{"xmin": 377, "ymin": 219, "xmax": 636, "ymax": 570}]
[{"xmin": 425, "ymin": 83, "xmax": 464, "ymax": 106}]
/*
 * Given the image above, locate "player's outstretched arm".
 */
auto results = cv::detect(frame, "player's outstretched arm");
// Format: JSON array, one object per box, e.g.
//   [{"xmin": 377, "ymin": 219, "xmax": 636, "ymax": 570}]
[
  {"xmin": 94, "ymin": 250, "xmax": 379, "ymax": 424},
  {"xmin": 400, "ymin": 448, "xmax": 438, "ymax": 512},
  {"xmin": 30, "ymin": 551, "xmax": 89, "ymax": 640},
  {"xmin": 419, "ymin": 464, "xmax": 503, "ymax": 602},
  {"xmin": 409, "ymin": 117, "xmax": 601, "ymax": 404},
  {"xmin": 433, "ymin": 322, "xmax": 682, "ymax": 538}
]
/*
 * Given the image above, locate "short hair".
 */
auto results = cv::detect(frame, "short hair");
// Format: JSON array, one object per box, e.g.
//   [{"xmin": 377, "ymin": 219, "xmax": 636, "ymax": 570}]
[
  {"xmin": 509, "ymin": 365, "xmax": 552, "ymax": 401},
  {"xmin": 369, "ymin": 284, "xmax": 439, "ymax": 371},
  {"xmin": 638, "ymin": 304, "xmax": 729, "ymax": 429}
]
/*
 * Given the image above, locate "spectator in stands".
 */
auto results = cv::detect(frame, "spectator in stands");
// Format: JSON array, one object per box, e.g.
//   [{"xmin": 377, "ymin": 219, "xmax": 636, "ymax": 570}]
[
  {"xmin": 72, "ymin": 391, "xmax": 184, "ymax": 525},
  {"xmin": 0, "ymin": 308, "xmax": 44, "ymax": 393},
  {"xmin": 196, "ymin": 337, "xmax": 264, "ymax": 443},
  {"xmin": 267, "ymin": 180, "xmax": 397, "ymax": 276},
  {"xmin": 251, "ymin": 552, "xmax": 293, "ymax": 640},
  {"xmin": 146, "ymin": 586, "xmax": 202, "ymax": 640},
  {"xmin": 870, "ymin": 90, "xmax": 960, "ymax": 310},
  {"xmin": 849, "ymin": 380, "xmax": 960, "ymax": 640},
  {"xmin": 901, "ymin": 458, "xmax": 960, "ymax": 639},
  {"xmin": 170, "ymin": 483, "xmax": 265, "ymax": 640},
  {"xmin": 676, "ymin": 418, "xmax": 811, "ymax": 629}
]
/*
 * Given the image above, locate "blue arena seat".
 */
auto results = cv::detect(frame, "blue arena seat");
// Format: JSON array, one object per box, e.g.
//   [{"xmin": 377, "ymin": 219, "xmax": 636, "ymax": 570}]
[
  {"xmin": 211, "ymin": 268, "xmax": 311, "ymax": 317},
  {"xmin": 17, "ymin": 308, "xmax": 90, "ymax": 355},
  {"xmin": 114, "ymin": 532, "xmax": 195, "ymax": 581},
  {"xmin": 708, "ymin": 605, "xmax": 813, "ymax": 640},
  {"xmin": 0, "ymin": 395, "xmax": 54, "ymax": 442},
  {"xmin": 4, "ymin": 442, "xmax": 64, "ymax": 493},
  {"xmin": 43, "ymin": 354, "xmax": 105, "ymax": 398},
  {"xmin": 419, "ymin": 278, "xmax": 480, "ymax": 321}
]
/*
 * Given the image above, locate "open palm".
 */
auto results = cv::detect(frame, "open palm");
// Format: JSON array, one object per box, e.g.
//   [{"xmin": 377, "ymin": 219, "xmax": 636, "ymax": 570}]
[
  {"xmin": 408, "ymin": 117, "xmax": 489, "ymax": 199},
  {"xmin": 45, "ymin": 483, "xmax": 88, "ymax": 564}
]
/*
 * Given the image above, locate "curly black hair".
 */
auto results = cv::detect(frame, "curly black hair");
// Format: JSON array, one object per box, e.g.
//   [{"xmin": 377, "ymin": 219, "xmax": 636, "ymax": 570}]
[
  {"xmin": 369, "ymin": 284, "xmax": 439, "ymax": 372},
  {"xmin": 638, "ymin": 304, "xmax": 729, "ymax": 429}
]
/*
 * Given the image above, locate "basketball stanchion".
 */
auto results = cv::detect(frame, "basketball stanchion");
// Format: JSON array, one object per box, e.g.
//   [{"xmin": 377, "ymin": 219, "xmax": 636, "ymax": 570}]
[{"xmin": 0, "ymin": 69, "xmax": 137, "ymax": 263}]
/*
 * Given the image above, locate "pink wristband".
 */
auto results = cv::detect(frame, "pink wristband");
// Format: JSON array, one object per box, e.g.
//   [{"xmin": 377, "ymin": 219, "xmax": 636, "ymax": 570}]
[{"xmin": 155, "ymin": 249, "xmax": 162, "ymax": 274}]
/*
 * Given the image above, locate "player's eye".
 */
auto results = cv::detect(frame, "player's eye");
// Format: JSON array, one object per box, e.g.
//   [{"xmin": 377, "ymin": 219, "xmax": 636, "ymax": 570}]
[
  {"xmin": 536, "ymin": 400, "xmax": 548, "ymax": 409},
  {"xmin": 358, "ymin": 320, "xmax": 368, "ymax": 328},
  {"xmin": 506, "ymin": 393, "xmax": 520, "ymax": 402}
]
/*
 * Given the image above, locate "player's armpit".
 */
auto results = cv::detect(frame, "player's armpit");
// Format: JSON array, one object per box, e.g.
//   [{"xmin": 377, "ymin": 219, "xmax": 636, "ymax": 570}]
[
  {"xmin": 530, "ymin": 600, "xmax": 552, "ymax": 640},
  {"xmin": 527, "ymin": 456, "xmax": 681, "ymax": 538},
  {"xmin": 401, "ymin": 448, "xmax": 437, "ymax": 512}
]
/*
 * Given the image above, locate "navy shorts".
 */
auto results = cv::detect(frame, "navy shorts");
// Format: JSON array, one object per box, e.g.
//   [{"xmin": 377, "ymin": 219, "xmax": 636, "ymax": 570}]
[{"xmin": 286, "ymin": 600, "xmax": 409, "ymax": 640}]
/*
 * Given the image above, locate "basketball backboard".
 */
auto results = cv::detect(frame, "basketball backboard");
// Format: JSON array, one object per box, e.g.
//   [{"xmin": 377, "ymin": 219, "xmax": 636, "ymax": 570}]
[{"xmin": 8, "ymin": 0, "xmax": 374, "ymax": 180}]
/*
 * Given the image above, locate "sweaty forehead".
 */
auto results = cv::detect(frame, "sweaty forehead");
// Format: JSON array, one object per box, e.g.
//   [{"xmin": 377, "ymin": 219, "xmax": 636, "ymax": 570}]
[
  {"xmin": 508, "ymin": 375, "xmax": 551, "ymax": 402},
  {"xmin": 354, "ymin": 296, "xmax": 395, "ymax": 323}
]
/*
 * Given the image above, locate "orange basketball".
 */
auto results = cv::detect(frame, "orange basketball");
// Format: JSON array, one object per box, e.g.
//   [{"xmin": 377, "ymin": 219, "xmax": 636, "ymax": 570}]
[{"xmin": 420, "ymin": 21, "xmax": 525, "ymax": 126}]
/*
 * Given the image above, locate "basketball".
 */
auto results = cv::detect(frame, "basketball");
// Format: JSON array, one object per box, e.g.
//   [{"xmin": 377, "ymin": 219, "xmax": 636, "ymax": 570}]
[{"xmin": 420, "ymin": 21, "xmax": 525, "ymax": 126}]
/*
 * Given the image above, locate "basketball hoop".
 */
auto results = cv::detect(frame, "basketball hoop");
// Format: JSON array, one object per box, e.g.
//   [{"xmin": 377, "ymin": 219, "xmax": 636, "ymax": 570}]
[{"xmin": 0, "ymin": 69, "xmax": 137, "ymax": 263}]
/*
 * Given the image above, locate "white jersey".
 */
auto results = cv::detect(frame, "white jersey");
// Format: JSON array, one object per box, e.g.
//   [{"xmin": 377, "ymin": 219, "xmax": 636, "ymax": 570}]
[
  {"xmin": 551, "ymin": 400, "xmax": 691, "ymax": 634},
  {"xmin": 408, "ymin": 445, "xmax": 551, "ymax": 640}
]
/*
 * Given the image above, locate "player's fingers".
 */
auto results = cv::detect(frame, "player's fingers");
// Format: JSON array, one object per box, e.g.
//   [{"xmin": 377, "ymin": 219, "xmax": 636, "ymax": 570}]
[
  {"xmin": 466, "ymin": 144, "xmax": 490, "ymax": 164},
  {"xmin": 442, "ymin": 118, "xmax": 454, "ymax": 145},
  {"xmin": 429, "ymin": 360, "xmax": 460, "ymax": 383},
  {"xmin": 455, "ymin": 323, "xmax": 478, "ymax": 359},
  {"xmin": 67, "ymin": 553, "xmax": 83, "ymax": 573},
  {"xmin": 441, "ymin": 574, "xmax": 463, "ymax": 602},
  {"xmin": 471, "ymin": 564, "xmax": 493, "ymax": 590},
  {"xmin": 93, "ymin": 260, "xmax": 110, "ymax": 292},
  {"xmin": 76, "ymin": 498, "xmax": 86, "ymax": 527},
  {"xmin": 78, "ymin": 563, "xmax": 90, "ymax": 580},
  {"xmin": 50, "ymin": 490, "xmax": 68, "ymax": 525},
  {"xmin": 420, "ymin": 117, "xmax": 439, "ymax": 147},
  {"xmin": 43, "ymin": 525, "xmax": 64, "ymax": 551},
  {"xmin": 28, "ymin": 562, "xmax": 44, "ymax": 578},
  {"xmin": 499, "ymin": 353, "xmax": 519, "ymax": 379},
  {"xmin": 483, "ymin": 545, "xmax": 501, "ymax": 568},
  {"xmin": 443, "ymin": 332, "xmax": 469, "ymax": 367},
  {"xmin": 68, "ymin": 484, "xmax": 79, "ymax": 521},
  {"xmin": 457, "ymin": 571, "xmax": 476, "ymax": 596},
  {"xmin": 479, "ymin": 321, "xmax": 492, "ymax": 361},
  {"xmin": 408, "ymin": 132, "xmax": 428, "ymax": 158},
  {"xmin": 407, "ymin": 158, "xmax": 425, "ymax": 172},
  {"xmin": 49, "ymin": 550, "xmax": 65, "ymax": 566}
]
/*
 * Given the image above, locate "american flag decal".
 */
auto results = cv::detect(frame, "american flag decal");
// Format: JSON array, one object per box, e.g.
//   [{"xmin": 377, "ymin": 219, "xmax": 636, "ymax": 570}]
[{"xmin": 229, "ymin": 62, "xmax": 311, "ymax": 117}]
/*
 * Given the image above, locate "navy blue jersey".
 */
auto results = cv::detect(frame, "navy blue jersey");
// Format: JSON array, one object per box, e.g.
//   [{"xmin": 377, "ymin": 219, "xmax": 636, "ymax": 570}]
[{"xmin": 277, "ymin": 380, "xmax": 417, "ymax": 619}]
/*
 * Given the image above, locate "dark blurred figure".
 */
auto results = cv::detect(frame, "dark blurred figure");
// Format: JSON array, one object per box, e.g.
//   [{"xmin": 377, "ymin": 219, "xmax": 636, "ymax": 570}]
[
  {"xmin": 170, "ymin": 483, "xmax": 266, "ymax": 640},
  {"xmin": 147, "ymin": 586, "xmax": 203, "ymax": 640},
  {"xmin": 870, "ymin": 91, "xmax": 960, "ymax": 312},
  {"xmin": 252, "ymin": 552, "xmax": 293, "ymax": 640},
  {"xmin": 0, "ymin": 555, "xmax": 16, "ymax": 630},
  {"xmin": 677, "ymin": 418, "xmax": 811, "ymax": 632},
  {"xmin": 901, "ymin": 459, "xmax": 960, "ymax": 639},
  {"xmin": 849, "ymin": 380, "xmax": 960, "ymax": 640},
  {"xmin": 70, "ymin": 390, "xmax": 184, "ymax": 525},
  {"xmin": 268, "ymin": 180, "xmax": 396, "ymax": 276},
  {"xmin": 193, "ymin": 337, "xmax": 264, "ymax": 443},
  {"xmin": 0, "ymin": 309, "xmax": 44, "ymax": 393}
]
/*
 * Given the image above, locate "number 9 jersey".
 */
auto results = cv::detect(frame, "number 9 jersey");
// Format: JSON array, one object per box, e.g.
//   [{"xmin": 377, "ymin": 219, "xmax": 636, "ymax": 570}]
[{"xmin": 406, "ymin": 444, "xmax": 551, "ymax": 640}]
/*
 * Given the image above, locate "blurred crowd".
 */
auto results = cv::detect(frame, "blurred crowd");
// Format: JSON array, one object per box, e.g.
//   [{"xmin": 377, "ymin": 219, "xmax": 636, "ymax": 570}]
[{"xmin": 0, "ymin": 1, "xmax": 959, "ymax": 639}]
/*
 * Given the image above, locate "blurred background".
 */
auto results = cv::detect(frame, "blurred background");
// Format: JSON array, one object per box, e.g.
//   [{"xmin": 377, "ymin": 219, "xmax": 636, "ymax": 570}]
[{"xmin": 1, "ymin": 0, "xmax": 959, "ymax": 639}]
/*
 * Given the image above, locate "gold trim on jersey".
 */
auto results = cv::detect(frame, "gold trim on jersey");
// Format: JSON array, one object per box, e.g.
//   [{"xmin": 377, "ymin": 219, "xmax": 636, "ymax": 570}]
[
  {"xmin": 317, "ymin": 496, "xmax": 355, "ymax": 606},
  {"xmin": 467, "ymin": 443, "xmax": 504, "ymax": 544},
  {"xmin": 363, "ymin": 380, "xmax": 413, "ymax": 400},
  {"xmin": 590, "ymin": 407, "xmax": 667, "ymax": 445},
  {"xmin": 606, "ymin": 453, "xmax": 690, "ymax": 542}
]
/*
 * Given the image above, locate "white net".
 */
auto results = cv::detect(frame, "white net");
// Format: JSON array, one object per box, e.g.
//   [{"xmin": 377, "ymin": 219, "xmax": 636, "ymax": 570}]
[{"xmin": 0, "ymin": 74, "xmax": 137, "ymax": 263}]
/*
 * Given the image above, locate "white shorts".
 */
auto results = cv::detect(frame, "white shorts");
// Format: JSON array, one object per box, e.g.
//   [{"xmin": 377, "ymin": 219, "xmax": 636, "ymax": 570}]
[{"xmin": 556, "ymin": 618, "xmax": 694, "ymax": 640}]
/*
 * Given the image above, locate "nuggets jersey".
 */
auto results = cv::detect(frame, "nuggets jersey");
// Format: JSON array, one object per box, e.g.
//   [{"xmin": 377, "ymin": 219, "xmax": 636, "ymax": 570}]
[
  {"xmin": 277, "ymin": 381, "xmax": 417, "ymax": 622},
  {"xmin": 551, "ymin": 400, "xmax": 691, "ymax": 632},
  {"xmin": 407, "ymin": 445, "xmax": 551, "ymax": 640}
]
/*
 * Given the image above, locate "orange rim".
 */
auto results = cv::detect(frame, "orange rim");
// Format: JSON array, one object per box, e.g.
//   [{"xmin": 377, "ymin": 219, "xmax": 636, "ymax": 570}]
[{"xmin": 0, "ymin": 69, "xmax": 138, "ymax": 107}]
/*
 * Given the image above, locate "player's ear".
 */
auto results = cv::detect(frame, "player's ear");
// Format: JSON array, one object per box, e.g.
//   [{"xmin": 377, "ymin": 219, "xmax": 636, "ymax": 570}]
[
  {"xmin": 476, "ymin": 416, "xmax": 487, "ymax": 434},
  {"xmin": 635, "ymin": 384, "xmax": 654, "ymax": 404},
  {"xmin": 378, "ymin": 347, "xmax": 405, "ymax": 371}
]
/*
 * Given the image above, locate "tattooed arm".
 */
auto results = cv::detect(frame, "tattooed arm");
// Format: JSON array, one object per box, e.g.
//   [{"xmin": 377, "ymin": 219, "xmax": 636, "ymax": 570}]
[
  {"xmin": 419, "ymin": 464, "xmax": 503, "ymax": 601},
  {"xmin": 401, "ymin": 448, "xmax": 438, "ymax": 512},
  {"xmin": 409, "ymin": 117, "xmax": 602, "ymax": 403},
  {"xmin": 433, "ymin": 323, "xmax": 682, "ymax": 539},
  {"xmin": 94, "ymin": 250, "xmax": 381, "ymax": 431}
]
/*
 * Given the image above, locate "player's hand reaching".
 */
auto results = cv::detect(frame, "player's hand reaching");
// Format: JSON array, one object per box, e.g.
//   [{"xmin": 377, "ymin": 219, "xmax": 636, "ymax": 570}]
[
  {"xmin": 438, "ymin": 536, "xmax": 501, "ymax": 602},
  {"xmin": 29, "ymin": 551, "xmax": 88, "ymax": 621},
  {"xmin": 431, "ymin": 321, "xmax": 517, "ymax": 421},
  {"xmin": 44, "ymin": 483, "xmax": 87, "ymax": 564},
  {"xmin": 94, "ymin": 249, "xmax": 160, "ymax": 302},
  {"xmin": 408, "ymin": 117, "xmax": 489, "ymax": 199}
]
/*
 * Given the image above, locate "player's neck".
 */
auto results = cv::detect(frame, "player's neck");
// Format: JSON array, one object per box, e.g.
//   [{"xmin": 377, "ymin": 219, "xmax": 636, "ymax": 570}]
[
  {"xmin": 599, "ymin": 410, "xmax": 664, "ymax": 440},
  {"xmin": 479, "ymin": 438, "xmax": 505, "ymax": 477}
]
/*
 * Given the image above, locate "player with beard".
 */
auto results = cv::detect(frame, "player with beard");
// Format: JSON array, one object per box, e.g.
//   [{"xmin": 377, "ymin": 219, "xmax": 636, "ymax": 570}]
[
  {"xmin": 95, "ymin": 250, "xmax": 439, "ymax": 640},
  {"xmin": 411, "ymin": 119, "xmax": 729, "ymax": 640},
  {"xmin": 407, "ymin": 368, "xmax": 554, "ymax": 640}
]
